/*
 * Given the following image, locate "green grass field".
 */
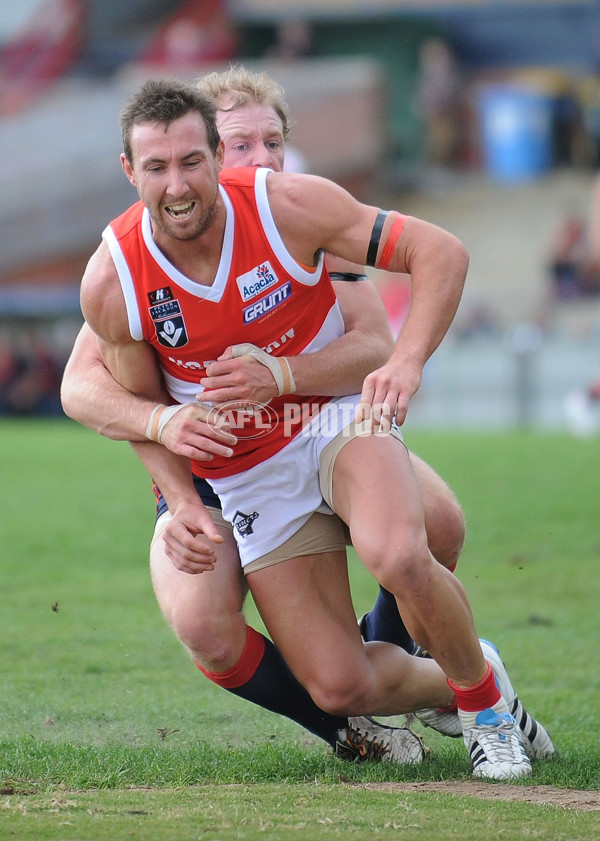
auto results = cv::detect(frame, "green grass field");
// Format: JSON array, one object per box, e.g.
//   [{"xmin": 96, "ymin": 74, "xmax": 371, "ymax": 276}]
[{"xmin": 1, "ymin": 418, "xmax": 599, "ymax": 839}]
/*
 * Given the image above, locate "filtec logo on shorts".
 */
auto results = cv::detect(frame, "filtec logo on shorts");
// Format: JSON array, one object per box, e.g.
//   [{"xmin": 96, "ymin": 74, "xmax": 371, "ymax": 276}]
[{"xmin": 236, "ymin": 262, "xmax": 279, "ymax": 302}]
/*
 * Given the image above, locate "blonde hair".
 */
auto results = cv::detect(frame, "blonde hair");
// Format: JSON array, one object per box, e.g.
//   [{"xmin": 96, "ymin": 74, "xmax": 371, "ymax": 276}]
[{"xmin": 196, "ymin": 65, "xmax": 292, "ymax": 141}]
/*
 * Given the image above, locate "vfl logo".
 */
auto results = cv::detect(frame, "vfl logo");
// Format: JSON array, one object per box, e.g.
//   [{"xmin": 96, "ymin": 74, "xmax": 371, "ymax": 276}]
[
  {"xmin": 236, "ymin": 262, "xmax": 279, "ymax": 302},
  {"xmin": 243, "ymin": 281, "xmax": 291, "ymax": 324},
  {"xmin": 233, "ymin": 510, "xmax": 259, "ymax": 538},
  {"xmin": 156, "ymin": 316, "xmax": 188, "ymax": 348}
]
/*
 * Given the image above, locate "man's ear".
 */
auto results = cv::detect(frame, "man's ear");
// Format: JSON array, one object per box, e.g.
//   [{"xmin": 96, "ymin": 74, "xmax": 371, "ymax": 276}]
[
  {"xmin": 215, "ymin": 140, "xmax": 225, "ymax": 172},
  {"xmin": 120, "ymin": 152, "xmax": 136, "ymax": 186}
]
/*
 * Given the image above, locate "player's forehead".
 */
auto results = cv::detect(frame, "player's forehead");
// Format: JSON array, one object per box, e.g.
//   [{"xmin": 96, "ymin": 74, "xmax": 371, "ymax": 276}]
[
  {"xmin": 130, "ymin": 112, "xmax": 212, "ymax": 162},
  {"xmin": 217, "ymin": 99, "xmax": 284, "ymax": 140}
]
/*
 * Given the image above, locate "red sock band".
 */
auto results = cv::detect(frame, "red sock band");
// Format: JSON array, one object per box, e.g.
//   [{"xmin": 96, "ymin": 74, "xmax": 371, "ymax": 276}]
[
  {"xmin": 436, "ymin": 700, "xmax": 458, "ymax": 714},
  {"xmin": 447, "ymin": 662, "xmax": 501, "ymax": 713},
  {"xmin": 195, "ymin": 626, "xmax": 266, "ymax": 689},
  {"xmin": 378, "ymin": 214, "xmax": 406, "ymax": 270}
]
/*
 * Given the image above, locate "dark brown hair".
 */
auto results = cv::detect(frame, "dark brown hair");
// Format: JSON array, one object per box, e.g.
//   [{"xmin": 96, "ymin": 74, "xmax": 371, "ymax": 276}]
[{"xmin": 120, "ymin": 78, "xmax": 220, "ymax": 163}]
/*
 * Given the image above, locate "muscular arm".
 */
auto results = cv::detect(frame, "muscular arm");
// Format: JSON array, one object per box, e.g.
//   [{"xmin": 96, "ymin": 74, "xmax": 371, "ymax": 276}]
[
  {"xmin": 292, "ymin": 252, "xmax": 393, "ymax": 394},
  {"xmin": 61, "ymin": 320, "xmax": 237, "ymax": 461},
  {"xmin": 359, "ymin": 212, "xmax": 468, "ymax": 425},
  {"xmin": 79, "ymin": 242, "xmax": 225, "ymax": 565},
  {"xmin": 201, "ymin": 273, "xmax": 393, "ymax": 404},
  {"xmin": 61, "ymin": 322, "xmax": 162, "ymax": 439},
  {"xmin": 267, "ymin": 171, "xmax": 469, "ymax": 424},
  {"xmin": 287, "ymin": 275, "xmax": 394, "ymax": 395}
]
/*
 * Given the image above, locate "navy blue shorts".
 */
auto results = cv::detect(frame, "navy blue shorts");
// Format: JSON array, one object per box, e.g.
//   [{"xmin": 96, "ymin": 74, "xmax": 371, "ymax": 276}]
[{"xmin": 153, "ymin": 475, "xmax": 221, "ymax": 520}]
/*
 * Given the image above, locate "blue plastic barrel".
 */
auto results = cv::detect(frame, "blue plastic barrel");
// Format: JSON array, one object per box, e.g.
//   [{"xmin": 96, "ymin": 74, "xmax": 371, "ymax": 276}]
[{"xmin": 479, "ymin": 85, "xmax": 554, "ymax": 182}]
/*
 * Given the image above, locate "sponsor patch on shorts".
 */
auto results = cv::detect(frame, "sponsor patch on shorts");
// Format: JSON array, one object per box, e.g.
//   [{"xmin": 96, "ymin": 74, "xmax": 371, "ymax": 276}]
[{"xmin": 233, "ymin": 510, "xmax": 259, "ymax": 538}]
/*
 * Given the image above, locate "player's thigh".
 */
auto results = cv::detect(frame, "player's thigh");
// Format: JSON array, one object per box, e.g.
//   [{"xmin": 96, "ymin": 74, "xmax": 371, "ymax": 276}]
[
  {"xmin": 331, "ymin": 433, "xmax": 427, "ymax": 573},
  {"xmin": 247, "ymin": 550, "xmax": 366, "ymax": 690},
  {"xmin": 150, "ymin": 516, "xmax": 247, "ymax": 630}
]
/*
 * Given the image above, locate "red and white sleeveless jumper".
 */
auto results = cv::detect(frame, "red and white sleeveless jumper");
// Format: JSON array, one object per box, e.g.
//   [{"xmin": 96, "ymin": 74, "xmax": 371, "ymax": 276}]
[{"xmin": 102, "ymin": 166, "xmax": 345, "ymax": 481}]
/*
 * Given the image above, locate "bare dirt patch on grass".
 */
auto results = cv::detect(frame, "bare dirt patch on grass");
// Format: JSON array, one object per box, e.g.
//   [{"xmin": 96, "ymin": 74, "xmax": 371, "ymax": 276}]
[{"xmin": 357, "ymin": 782, "xmax": 600, "ymax": 811}]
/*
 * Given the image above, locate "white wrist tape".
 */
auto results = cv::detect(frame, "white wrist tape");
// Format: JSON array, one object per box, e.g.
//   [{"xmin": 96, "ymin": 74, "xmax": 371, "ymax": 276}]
[
  {"xmin": 230, "ymin": 343, "xmax": 296, "ymax": 396},
  {"xmin": 145, "ymin": 404, "xmax": 165, "ymax": 442},
  {"xmin": 145, "ymin": 402, "xmax": 191, "ymax": 443},
  {"xmin": 156, "ymin": 403, "xmax": 191, "ymax": 443}
]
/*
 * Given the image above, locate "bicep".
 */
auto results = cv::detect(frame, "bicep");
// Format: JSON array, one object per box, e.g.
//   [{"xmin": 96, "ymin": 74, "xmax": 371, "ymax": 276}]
[
  {"xmin": 98, "ymin": 335, "xmax": 165, "ymax": 403},
  {"xmin": 61, "ymin": 322, "xmax": 105, "ymax": 409},
  {"xmin": 270, "ymin": 173, "xmax": 380, "ymax": 268},
  {"xmin": 63, "ymin": 323, "xmax": 103, "ymax": 383},
  {"xmin": 80, "ymin": 242, "xmax": 165, "ymax": 401}
]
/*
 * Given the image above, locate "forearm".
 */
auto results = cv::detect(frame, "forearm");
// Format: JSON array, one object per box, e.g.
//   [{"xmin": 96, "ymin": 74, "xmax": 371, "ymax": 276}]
[
  {"xmin": 357, "ymin": 215, "xmax": 468, "ymax": 425},
  {"xmin": 131, "ymin": 440, "xmax": 225, "ymax": 562},
  {"xmin": 387, "ymin": 220, "xmax": 468, "ymax": 368},
  {"xmin": 61, "ymin": 322, "xmax": 163, "ymax": 441},
  {"xmin": 289, "ymin": 277, "xmax": 394, "ymax": 396},
  {"xmin": 288, "ymin": 328, "xmax": 391, "ymax": 396},
  {"xmin": 62, "ymin": 361, "xmax": 158, "ymax": 441}
]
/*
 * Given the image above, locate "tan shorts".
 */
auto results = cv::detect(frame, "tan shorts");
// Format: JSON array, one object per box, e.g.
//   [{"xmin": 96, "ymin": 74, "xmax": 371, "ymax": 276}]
[
  {"xmin": 152, "ymin": 505, "xmax": 345, "ymax": 576},
  {"xmin": 244, "ymin": 510, "xmax": 346, "ymax": 575},
  {"xmin": 318, "ymin": 419, "xmax": 405, "ymax": 509},
  {"xmin": 245, "ymin": 419, "xmax": 405, "ymax": 575}
]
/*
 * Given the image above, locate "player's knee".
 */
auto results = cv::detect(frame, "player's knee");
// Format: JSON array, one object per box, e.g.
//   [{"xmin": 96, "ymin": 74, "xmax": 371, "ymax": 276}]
[
  {"xmin": 356, "ymin": 529, "xmax": 429, "ymax": 591},
  {"xmin": 307, "ymin": 674, "xmax": 371, "ymax": 717},
  {"xmin": 175, "ymin": 611, "xmax": 239, "ymax": 669}
]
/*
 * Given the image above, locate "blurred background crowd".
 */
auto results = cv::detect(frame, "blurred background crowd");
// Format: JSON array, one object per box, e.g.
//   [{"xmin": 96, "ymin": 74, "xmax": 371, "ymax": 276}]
[{"xmin": 4, "ymin": 0, "xmax": 600, "ymax": 431}]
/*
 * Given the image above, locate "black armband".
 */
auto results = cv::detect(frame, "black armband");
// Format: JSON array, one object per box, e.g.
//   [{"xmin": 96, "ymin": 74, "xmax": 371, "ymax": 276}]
[
  {"xmin": 329, "ymin": 272, "xmax": 369, "ymax": 282},
  {"xmin": 365, "ymin": 210, "xmax": 388, "ymax": 267}
]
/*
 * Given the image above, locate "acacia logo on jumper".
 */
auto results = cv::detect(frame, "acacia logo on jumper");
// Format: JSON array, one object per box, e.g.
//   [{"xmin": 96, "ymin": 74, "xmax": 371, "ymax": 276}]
[
  {"xmin": 236, "ymin": 262, "xmax": 279, "ymax": 302},
  {"xmin": 205, "ymin": 400, "xmax": 279, "ymax": 440},
  {"xmin": 243, "ymin": 281, "xmax": 291, "ymax": 324}
]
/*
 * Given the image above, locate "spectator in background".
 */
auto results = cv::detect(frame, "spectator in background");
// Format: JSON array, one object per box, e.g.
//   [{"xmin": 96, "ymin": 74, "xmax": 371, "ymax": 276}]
[
  {"xmin": 266, "ymin": 19, "xmax": 314, "ymax": 62},
  {"xmin": 0, "ymin": 329, "xmax": 63, "ymax": 416},
  {"xmin": 564, "ymin": 376, "xmax": 600, "ymax": 438},
  {"xmin": 0, "ymin": 338, "xmax": 19, "ymax": 415},
  {"xmin": 562, "ymin": 171, "xmax": 600, "ymax": 435},
  {"xmin": 550, "ymin": 171, "xmax": 600, "ymax": 300},
  {"xmin": 415, "ymin": 38, "xmax": 466, "ymax": 168}
]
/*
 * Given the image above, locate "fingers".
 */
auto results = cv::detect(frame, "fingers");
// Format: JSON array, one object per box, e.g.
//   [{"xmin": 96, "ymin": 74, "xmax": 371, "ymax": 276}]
[
  {"xmin": 354, "ymin": 400, "xmax": 395, "ymax": 434},
  {"xmin": 356, "ymin": 375, "xmax": 396, "ymax": 431},
  {"xmin": 217, "ymin": 346, "xmax": 234, "ymax": 361},
  {"xmin": 160, "ymin": 404, "xmax": 237, "ymax": 460},
  {"xmin": 356, "ymin": 365, "xmax": 416, "ymax": 430},
  {"xmin": 179, "ymin": 431, "xmax": 236, "ymax": 462},
  {"xmin": 195, "ymin": 508, "xmax": 226, "ymax": 545},
  {"xmin": 161, "ymin": 507, "xmax": 225, "ymax": 574},
  {"xmin": 162, "ymin": 528, "xmax": 216, "ymax": 574},
  {"xmin": 201, "ymin": 356, "xmax": 278, "ymax": 406},
  {"xmin": 198, "ymin": 386, "xmax": 256, "ymax": 408}
]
